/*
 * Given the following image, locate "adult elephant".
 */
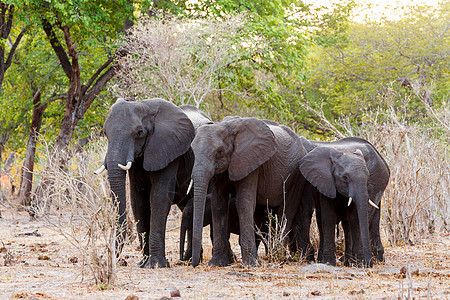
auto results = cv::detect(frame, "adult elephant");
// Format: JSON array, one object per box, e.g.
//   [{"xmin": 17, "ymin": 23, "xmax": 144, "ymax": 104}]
[
  {"xmin": 190, "ymin": 116, "xmax": 307, "ymax": 267},
  {"xmin": 98, "ymin": 98, "xmax": 209, "ymax": 268},
  {"xmin": 298, "ymin": 137, "xmax": 390, "ymax": 267}
]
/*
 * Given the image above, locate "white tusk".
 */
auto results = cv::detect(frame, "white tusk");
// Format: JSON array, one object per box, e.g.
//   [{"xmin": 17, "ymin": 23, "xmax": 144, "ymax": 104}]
[
  {"xmin": 348, "ymin": 197, "xmax": 353, "ymax": 206},
  {"xmin": 186, "ymin": 179, "xmax": 193, "ymax": 195},
  {"xmin": 94, "ymin": 165, "xmax": 106, "ymax": 174},
  {"xmin": 368, "ymin": 199, "xmax": 379, "ymax": 209},
  {"xmin": 118, "ymin": 161, "xmax": 132, "ymax": 171}
]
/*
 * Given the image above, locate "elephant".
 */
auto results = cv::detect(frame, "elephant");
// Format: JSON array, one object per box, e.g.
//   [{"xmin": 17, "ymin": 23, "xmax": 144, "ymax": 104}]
[
  {"xmin": 190, "ymin": 116, "xmax": 307, "ymax": 267},
  {"xmin": 180, "ymin": 194, "xmax": 213, "ymax": 262},
  {"xmin": 297, "ymin": 136, "xmax": 390, "ymax": 267},
  {"xmin": 98, "ymin": 98, "xmax": 211, "ymax": 268},
  {"xmin": 179, "ymin": 193, "xmax": 276, "ymax": 262}
]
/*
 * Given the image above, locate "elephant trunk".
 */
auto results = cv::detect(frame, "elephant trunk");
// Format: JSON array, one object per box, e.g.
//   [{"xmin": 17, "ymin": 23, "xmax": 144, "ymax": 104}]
[
  {"xmin": 107, "ymin": 165, "xmax": 128, "ymax": 253},
  {"xmin": 353, "ymin": 189, "xmax": 373, "ymax": 267},
  {"xmin": 191, "ymin": 173, "xmax": 212, "ymax": 267}
]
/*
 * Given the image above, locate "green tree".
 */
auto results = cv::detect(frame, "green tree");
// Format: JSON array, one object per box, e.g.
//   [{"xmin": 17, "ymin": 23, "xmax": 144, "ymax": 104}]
[
  {"xmin": 301, "ymin": 2, "xmax": 449, "ymax": 132},
  {"xmin": 0, "ymin": 2, "xmax": 27, "ymax": 164},
  {"xmin": 114, "ymin": 0, "xmax": 355, "ymax": 124},
  {"xmin": 1, "ymin": 0, "xmax": 140, "ymax": 206}
]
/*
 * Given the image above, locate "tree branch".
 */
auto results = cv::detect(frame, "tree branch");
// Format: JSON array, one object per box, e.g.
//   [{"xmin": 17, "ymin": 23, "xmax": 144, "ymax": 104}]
[
  {"xmin": 5, "ymin": 26, "xmax": 27, "ymax": 70},
  {"xmin": 82, "ymin": 55, "xmax": 114, "ymax": 94},
  {"xmin": 83, "ymin": 65, "xmax": 117, "ymax": 112},
  {"xmin": 41, "ymin": 18, "xmax": 72, "ymax": 78}
]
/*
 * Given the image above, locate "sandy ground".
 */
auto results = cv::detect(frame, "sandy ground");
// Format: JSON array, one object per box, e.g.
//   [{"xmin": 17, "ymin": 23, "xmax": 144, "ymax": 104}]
[{"xmin": 0, "ymin": 206, "xmax": 449, "ymax": 300}]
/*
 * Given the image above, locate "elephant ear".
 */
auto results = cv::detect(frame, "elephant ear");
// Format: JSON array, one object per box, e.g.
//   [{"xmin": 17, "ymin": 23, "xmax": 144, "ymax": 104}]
[
  {"xmin": 227, "ymin": 117, "xmax": 277, "ymax": 181},
  {"xmin": 299, "ymin": 147, "xmax": 338, "ymax": 199},
  {"xmin": 142, "ymin": 99, "xmax": 195, "ymax": 172}
]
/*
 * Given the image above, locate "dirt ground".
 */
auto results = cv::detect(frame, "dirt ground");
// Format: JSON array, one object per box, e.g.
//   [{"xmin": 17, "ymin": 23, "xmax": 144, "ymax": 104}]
[{"xmin": 0, "ymin": 206, "xmax": 449, "ymax": 300}]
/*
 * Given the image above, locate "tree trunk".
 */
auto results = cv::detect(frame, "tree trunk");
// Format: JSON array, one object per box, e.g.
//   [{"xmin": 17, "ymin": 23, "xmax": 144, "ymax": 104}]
[
  {"xmin": 19, "ymin": 91, "xmax": 47, "ymax": 206},
  {"xmin": 0, "ymin": 4, "xmax": 27, "ymax": 97},
  {"xmin": 0, "ymin": 130, "xmax": 9, "ymax": 171}
]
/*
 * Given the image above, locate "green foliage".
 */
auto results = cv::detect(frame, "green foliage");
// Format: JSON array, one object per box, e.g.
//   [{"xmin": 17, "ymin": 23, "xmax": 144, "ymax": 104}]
[
  {"xmin": 0, "ymin": 0, "xmax": 148, "ymax": 155},
  {"xmin": 187, "ymin": 0, "xmax": 310, "ymax": 121},
  {"xmin": 300, "ymin": 2, "xmax": 449, "ymax": 134},
  {"xmin": 8, "ymin": 0, "xmax": 134, "ymax": 42}
]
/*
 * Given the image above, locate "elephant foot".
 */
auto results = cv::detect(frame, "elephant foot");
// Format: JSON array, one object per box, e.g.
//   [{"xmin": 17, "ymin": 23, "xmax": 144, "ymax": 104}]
[
  {"xmin": 242, "ymin": 255, "xmax": 261, "ymax": 267},
  {"xmin": 319, "ymin": 256, "xmax": 337, "ymax": 266},
  {"xmin": 373, "ymin": 248, "xmax": 384, "ymax": 263},
  {"xmin": 362, "ymin": 259, "xmax": 373, "ymax": 268},
  {"xmin": 208, "ymin": 254, "xmax": 233, "ymax": 267},
  {"xmin": 141, "ymin": 255, "xmax": 170, "ymax": 268},
  {"xmin": 182, "ymin": 248, "xmax": 192, "ymax": 261},
  {"xmin": 347, "ymin": 257, "xmax": 373, "ymax": 268}
]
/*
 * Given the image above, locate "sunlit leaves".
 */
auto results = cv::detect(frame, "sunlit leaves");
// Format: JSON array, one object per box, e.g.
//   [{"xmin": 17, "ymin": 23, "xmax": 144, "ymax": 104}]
[{"xmin": 302, "ymin": 2, "xmax": 449, "ymax": 125}]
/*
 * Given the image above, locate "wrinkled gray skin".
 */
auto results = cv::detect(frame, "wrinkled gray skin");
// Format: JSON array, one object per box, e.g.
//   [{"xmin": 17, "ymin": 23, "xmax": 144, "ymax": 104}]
[
  {"xmin": 297, "ymin": 137, "xmax": 390, "ymax": 267},
  {"xmin": 190, "ymin": 117, "xmax": 307, "ymax": 267},
  {"xmin": 180, "ymin": 194, "xmax": 275, "ymax": 261},
  {"xmin": 180, "ymin": 194, "xmax": 213, "ymax": 261},
  {"xmin": 102, "ymin": 98, "xmax": 210, "ymax": 268}
]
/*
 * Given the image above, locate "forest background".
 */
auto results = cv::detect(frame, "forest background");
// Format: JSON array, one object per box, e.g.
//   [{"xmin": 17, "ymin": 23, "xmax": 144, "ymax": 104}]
[{"xmin": 0, "ymin": 0, "xmax": 448, "ymax": 255}]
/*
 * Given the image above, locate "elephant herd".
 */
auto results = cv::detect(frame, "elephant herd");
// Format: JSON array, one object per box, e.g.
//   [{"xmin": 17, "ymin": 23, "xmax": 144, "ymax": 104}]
[{"xmin": 96, "ymin": 98, "xmax": 390, "ymax": 269}]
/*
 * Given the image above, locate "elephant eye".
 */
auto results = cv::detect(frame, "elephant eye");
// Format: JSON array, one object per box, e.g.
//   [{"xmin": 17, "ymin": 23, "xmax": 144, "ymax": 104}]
[
  {"xmin": 342, "ymin": 174, "xmax": 349, "ymax": 182},
  {"xmin": 136, "ymin": 128, "xmax": 146, "ymax": 138},
  {"xmin": 216, "ymin": 149, "xmax": 225, "ymax": 158}
]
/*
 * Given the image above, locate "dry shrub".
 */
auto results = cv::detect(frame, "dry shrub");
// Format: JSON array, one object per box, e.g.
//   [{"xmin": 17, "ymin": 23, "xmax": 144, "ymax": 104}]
[
  {"xmin": 310, "ymin": 95, "xmax": 449, "ymax": 246},
  {"xmin": 31, "ymin": 138, "xmax": 123, "ymax": 286},
  {"xmin": 113, "ymin": 13, "xmax": 253, "ymax": 107},
  {"xmin": 256, "ymin": 208, "xmax": 291, "ymax": 263},
  {"xmin": 353, "ymin": 106, "xmax": 449, "ymax": 245}
]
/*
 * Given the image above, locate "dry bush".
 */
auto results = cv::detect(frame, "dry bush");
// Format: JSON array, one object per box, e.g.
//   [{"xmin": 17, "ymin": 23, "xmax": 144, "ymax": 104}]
[
  {"xmin": 353, "ymin": 106, "xmax": 449, "ymax": 245},
  {"xmin": 255, "ymin": 208, "xmax": 292, "ymax": 263},
  {"xmin": 112, "ymin": 14, "xmax": 254, "ymax": 107},
  {"xmin": 30, "ymin": 138, "xmax": 124, "ymax": 286},
  {"xmin": 308, "ymin": 96, "xmax": 449, "ymax": 246}
]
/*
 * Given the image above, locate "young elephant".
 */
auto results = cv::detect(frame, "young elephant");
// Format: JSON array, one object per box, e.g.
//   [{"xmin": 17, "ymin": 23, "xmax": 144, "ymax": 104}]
[
  {"xmin": 190, "ymin": 116, "xmax": 307, "ymax": 267},
  {"xmin": 180, "ymin": 194, "xmax": 275, "ymax": 262},
  {"xmin": 298, "ymin": 137, "xmax": 390, "ymax": 267}
]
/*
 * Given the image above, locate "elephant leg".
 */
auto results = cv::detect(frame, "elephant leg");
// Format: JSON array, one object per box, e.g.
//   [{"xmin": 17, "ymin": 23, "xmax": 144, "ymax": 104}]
[
  {"xmin": 315, "ymin": 197, "xmax": 324, "ymax": 263},
  {"xmin": 129, "ymin": 170, "xmax": 151, "ymax": 267},
  {"xmin": 369, "ymin": 202, "xmax": 384, "ymax": 262},
  {"xmin": 209, "ymin": 180, "xmax": 234, "ymax": 267},
  {"xmin": 320, "ymin": 195, "xmax": 337, "ymax": 266},
  {"xmin": 342, "ymin": 220, "xmax": 352, "ymax": 267},
  {"xmin": 292, "ymin": 184, "xmax": 316, "ymax": 262},
  {"xmin": 142, "ymin": 159, "xmax": 179, "ymax": 268},
  {"xmin": 293, "ymin": 211, "xmax": 315, "ymax": 262},
  {"xmin": 235, "ymin": 171, "xmax": 259, "ymax": 266}
]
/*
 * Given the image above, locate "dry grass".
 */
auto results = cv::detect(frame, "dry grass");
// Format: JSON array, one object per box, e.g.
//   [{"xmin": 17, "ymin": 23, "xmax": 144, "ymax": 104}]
[
  {"xmin": 354, "ymin": 106, "xmax": 450, "ymax": 246},
  {"xmin": 1, "ymin": 205, "xmax": 450, "ymax": 299},
  {"xmin": 312, "ymin": 101, "xmax": 450, "ymax": 246},
  {"xmin": 255, "ymin": 210, "xmax": 291, "ymax": 263},
  {"xmin": 29, "ymin": 138, "xmax": 122, "ymax": 286}
]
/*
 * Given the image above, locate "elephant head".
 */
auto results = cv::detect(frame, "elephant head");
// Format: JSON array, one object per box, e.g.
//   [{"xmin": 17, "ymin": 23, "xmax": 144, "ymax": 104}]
[
  {"xmin": 299, "ymin": 146, "xmax": 373, "ymax": 267},
  {"xmin": 190, "ymin": 117, "xmax": 277, "ymax": 266},
  {"xmin": 102, "ymin": 98, "xmax": 195, "ymax": 248}
]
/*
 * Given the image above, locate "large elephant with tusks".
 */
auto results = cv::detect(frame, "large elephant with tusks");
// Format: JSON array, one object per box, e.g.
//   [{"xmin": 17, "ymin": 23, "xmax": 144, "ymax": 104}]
[{"xmin": 98, "ymin": 98, "xmax": 210, "ymax": 268}]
